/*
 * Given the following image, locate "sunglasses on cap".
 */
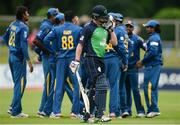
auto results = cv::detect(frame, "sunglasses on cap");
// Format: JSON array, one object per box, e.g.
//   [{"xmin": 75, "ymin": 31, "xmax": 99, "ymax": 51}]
[{"xmin": 126, "ymin": 24, "xmax": 133, "ymax": 28}]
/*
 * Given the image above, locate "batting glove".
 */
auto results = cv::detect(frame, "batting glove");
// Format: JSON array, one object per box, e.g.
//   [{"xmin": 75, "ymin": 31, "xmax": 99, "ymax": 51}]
[
  {"xmin": 102, "ymin": 15, "xmax": 114, "ymax": 32},
  {"xmin": 69, "ymin": 60, "xmax": 80, "ymax": 74}
]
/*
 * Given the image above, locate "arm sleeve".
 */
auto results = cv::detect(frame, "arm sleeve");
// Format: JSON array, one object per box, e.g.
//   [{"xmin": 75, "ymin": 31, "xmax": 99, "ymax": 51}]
[
  {"xmin": 2, "ymin": 27, "xmax": 10, "ymax": 46},
  {"xmin": 77, "ymin": 28, "xmax": 83, "ymax": 44},
  {"xmin": 20, "ymin": 27, "xmax": 30, "ymax": 61},
  {"xmin": 43, "ymin": 29, "xmax": 57, "ymax": 52},
  {"xmin": 142, "ymin": 40, "xmax": 159, "ymax": 64},
  {"xmin": 36, "ymin": 26, "xmax": 51, "ymax": 42},
  {"xmin": 79, "ymin": 27, "xmax": 91, "ymax": 46},
  {"xmin": 113, "ymin": 32, "xmax": 128, "ymax": 65}
]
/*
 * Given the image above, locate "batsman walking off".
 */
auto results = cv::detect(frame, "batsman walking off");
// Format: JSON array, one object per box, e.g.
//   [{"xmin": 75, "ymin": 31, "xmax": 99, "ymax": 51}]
[{"xmin": 70, "ymin": 4, "xmax": 117, "ymax": 123}]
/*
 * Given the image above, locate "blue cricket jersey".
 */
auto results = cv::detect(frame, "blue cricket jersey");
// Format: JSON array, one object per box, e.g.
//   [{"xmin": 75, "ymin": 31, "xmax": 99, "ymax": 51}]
[
  {"xmin": 105, "ymin": 25, "xmax": 128, "ymax": 65},
  {"xmin": 142, "ymin": 32, "xmax": 163, "ymax": 66},
  {"xmin": 128, "ymin": 34, "xmax": 146, "ymax": 69},
  {"xmin": 120, "ymin": 25, "xmax": 131, "ymax": 65},
  {"xmin": 3, "ymin": 20, "xmax": 30, "ymax": 61},
  {"xmin": 44, "ymin": 22, "xmax": 82, "ymax": 58},
  {"xmin": 35, "ymin": 19, "xmax": 54, "ymax": 55}
]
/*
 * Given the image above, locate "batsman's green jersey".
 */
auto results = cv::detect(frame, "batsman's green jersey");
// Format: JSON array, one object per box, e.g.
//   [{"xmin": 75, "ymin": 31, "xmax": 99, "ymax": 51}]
[
  {"xmin": 91, "ymin": 27, "xmax": 108, "ymax": 57},
  {"xmin": 79, "ymin": 21, "xmax": 109, "ymax": 58}
]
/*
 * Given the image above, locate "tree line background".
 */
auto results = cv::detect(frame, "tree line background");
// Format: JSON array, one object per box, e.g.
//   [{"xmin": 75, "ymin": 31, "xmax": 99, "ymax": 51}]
[{"xmin": 0, "ymin": 0, "xmax": 180, "ymax": 19}]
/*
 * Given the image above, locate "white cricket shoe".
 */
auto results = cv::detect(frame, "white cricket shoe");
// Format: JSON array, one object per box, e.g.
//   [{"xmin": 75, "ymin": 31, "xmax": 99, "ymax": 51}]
[
  {"xmin": 7, "ymin": 109, "xmax": 12, "ymax": 114},
  {"xmin": 146, "ymin": 112, "xmax": 161, "ymax": 118},
  {"xmin": 88, "ymin": 117, "xmax": 99, "ymax": 123},
  {"xmin": 11, "ymin": 112, "xmax": 29, "ymax": 118},
  {"xmin": 100, "ymin": 115, "xmax": 111, "ymax": 122},
  {"xmin": 50, "ymin": 113, "xmax": 61, "ymax": 119},
  {"xmin": 7, "ymin": 106, "xmax": 12, "ymax": 114},
  {"xmin": 122, "ymin": 111, "xmax": 130, "ymax": 118},
  {"xmin": 37, "ymin": 111, "xmax": 46, "ymax": 118},
  {"xmin": 70, "ymin": 112, "xmax": 78, "ymax": 118},
  {"xmin": 137, "ymin": 113, "xmax": 145, "ymax": 118},
  {"xmin": 88, "ymin": 115, "xmax": 111, "ymax": 123}
]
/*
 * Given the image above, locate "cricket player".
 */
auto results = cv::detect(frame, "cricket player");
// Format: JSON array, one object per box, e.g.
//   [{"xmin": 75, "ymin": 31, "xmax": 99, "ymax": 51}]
[
  {"xmin": 54, "ymin": 12, "xmax": 84, "ymax": 118},
  {"xmin": 54, "ymin": 12, "xmax": 65, "ymax": 25},
  {"xmin": 113, "ymin": 13, "xmax": 131, "ymax": 118},
  {"xmin": 3, "ymin": 6, "xmax": 33, "ymax": 118},
  {"xmin": 136, "ymin": 20, "xmax": 163, "ymax": 118},
  {"xmin": 43, "ymin": 10, "xmax": 82, "ymax": 118},
  {"xmin": 125, "ymin": 20, "xmax": 146, "ymax": 117},
  {"xmin": 70, "ymin": 5, "xmax": 118, "ymax": 123},
  {"xmin": 104, "ymin": 12, "xmax": 128, "ymax": 118},
  {"xmin": 33, "ymin": 8, "xmax": 59, "ymax": 117}
]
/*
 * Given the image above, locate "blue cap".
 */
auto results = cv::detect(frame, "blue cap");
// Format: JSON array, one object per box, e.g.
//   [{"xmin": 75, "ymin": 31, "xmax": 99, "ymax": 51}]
[
  {"xmin": 125, "ymin": 20, "xmax": 134, "ymax": 27},
  {"xmin": 108, "ymin": 12, "xmax": 116, "ymax": 18},
  {"xmin": 47, "ymin": 8, "xmax": 59, "ymax": 16},
  {"xmin": 108, "ymin": 12, "xmax": 123, "ymax": 22},
  {"xmin": 113, "ymin": 13, "xmax": 123, "ymax": 22},
  {"xmin": 143, "ymin": 20, "xmax": 160, "ymax": 27},
  {"xmin": 55, "ymin": 13, "xmax": 65, "ymax": 21}
]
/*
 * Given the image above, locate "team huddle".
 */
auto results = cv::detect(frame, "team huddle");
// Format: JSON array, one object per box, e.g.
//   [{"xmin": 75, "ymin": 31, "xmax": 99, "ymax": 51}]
[{"xmin": 3, "ymin": 4, "xmax": 163, "ymax": 123}]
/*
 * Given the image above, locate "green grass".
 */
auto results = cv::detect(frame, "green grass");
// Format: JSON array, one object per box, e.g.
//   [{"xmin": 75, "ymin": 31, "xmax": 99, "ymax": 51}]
[{"xmin": 0, "ymin": 89, "xmax": 180, "ymax": 124}]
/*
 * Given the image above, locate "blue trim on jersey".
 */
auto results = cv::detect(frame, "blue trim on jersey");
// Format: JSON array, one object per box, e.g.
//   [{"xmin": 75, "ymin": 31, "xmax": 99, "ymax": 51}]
[{"xmin": 142, "ymin": 32, "xmax": 163, "ymax": 66}]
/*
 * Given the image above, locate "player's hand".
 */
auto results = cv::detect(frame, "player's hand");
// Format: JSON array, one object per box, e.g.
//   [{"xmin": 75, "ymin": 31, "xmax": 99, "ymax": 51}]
[
  {"xmin": 102, "ymin": 15, "xmax": 114, "ymax": 32},
  {"xmin": 122, "ymin": 64, "xmax": 128, "ymax": 72},
  {"xmin": 136, "ymin": 60, "xmax": 143, "ymax": 68},
  {"xmin": 108, "ymin": 15, "xmax": 115, "ymax": 32},
  {"xmin": 28, "ymin": 60, "xmax": 33, "ymax": 73},
  {"xmin": 69, "ymin": 60, "xmax": 80, "ymax": 74}
]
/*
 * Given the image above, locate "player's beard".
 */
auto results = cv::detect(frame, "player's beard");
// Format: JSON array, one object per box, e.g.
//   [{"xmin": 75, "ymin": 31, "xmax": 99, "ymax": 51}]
[
  {"xmin": 23, "ymin": 19, "xmax": 29, "ymax": 25},
  {"xmin": 25, "ymin": 21, "xmax": 29, "ymax": 26},
  {"xmin": 128, "ymin": 32, "xmax": 133, "ymax": 35},
  {"xmin": 22, "ymin": 16, "xmax": 29, "ymax": 25},
  {"xmin": 24, "ymin": 17, "xmax": 29, "ymax": 22},
  {"xmin": 23, "ymin": 11, "xmax": 29, "ymax": 23}
]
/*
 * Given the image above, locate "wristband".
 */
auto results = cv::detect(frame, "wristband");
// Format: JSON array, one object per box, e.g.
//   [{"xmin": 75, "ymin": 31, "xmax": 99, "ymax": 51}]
[{"xmin": 75, "ymin": 59, "xmax": 80, "ymax": 62}]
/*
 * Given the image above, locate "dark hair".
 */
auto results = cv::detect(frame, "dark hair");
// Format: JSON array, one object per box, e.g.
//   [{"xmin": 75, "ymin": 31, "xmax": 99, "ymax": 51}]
[
  {"xmin": 16, "ymin": 6, "xmax": 28, "ymax": 20},
  {"xmin": 154, "ymin": 25, "xmax": 161, "ymax": 33},
  {"xmin": 47, "ymin": 13, "xmax": 52, "ymax": 19},
  {"xmin": 64, "ymin": 10, "xmax": 75, "ymax": 22}
]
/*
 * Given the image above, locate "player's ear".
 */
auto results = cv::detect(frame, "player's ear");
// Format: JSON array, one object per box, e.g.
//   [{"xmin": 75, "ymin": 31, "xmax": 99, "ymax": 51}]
[{"xmin": 72, "ymin": 16, "xmax": 79, "ymax": 25}]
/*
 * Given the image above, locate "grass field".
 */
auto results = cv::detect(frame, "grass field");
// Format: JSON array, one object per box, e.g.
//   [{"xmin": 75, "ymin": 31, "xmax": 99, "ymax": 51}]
[{"xmin": 0, "ymin": 89, "xmax": 180, "ymax": 124}]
